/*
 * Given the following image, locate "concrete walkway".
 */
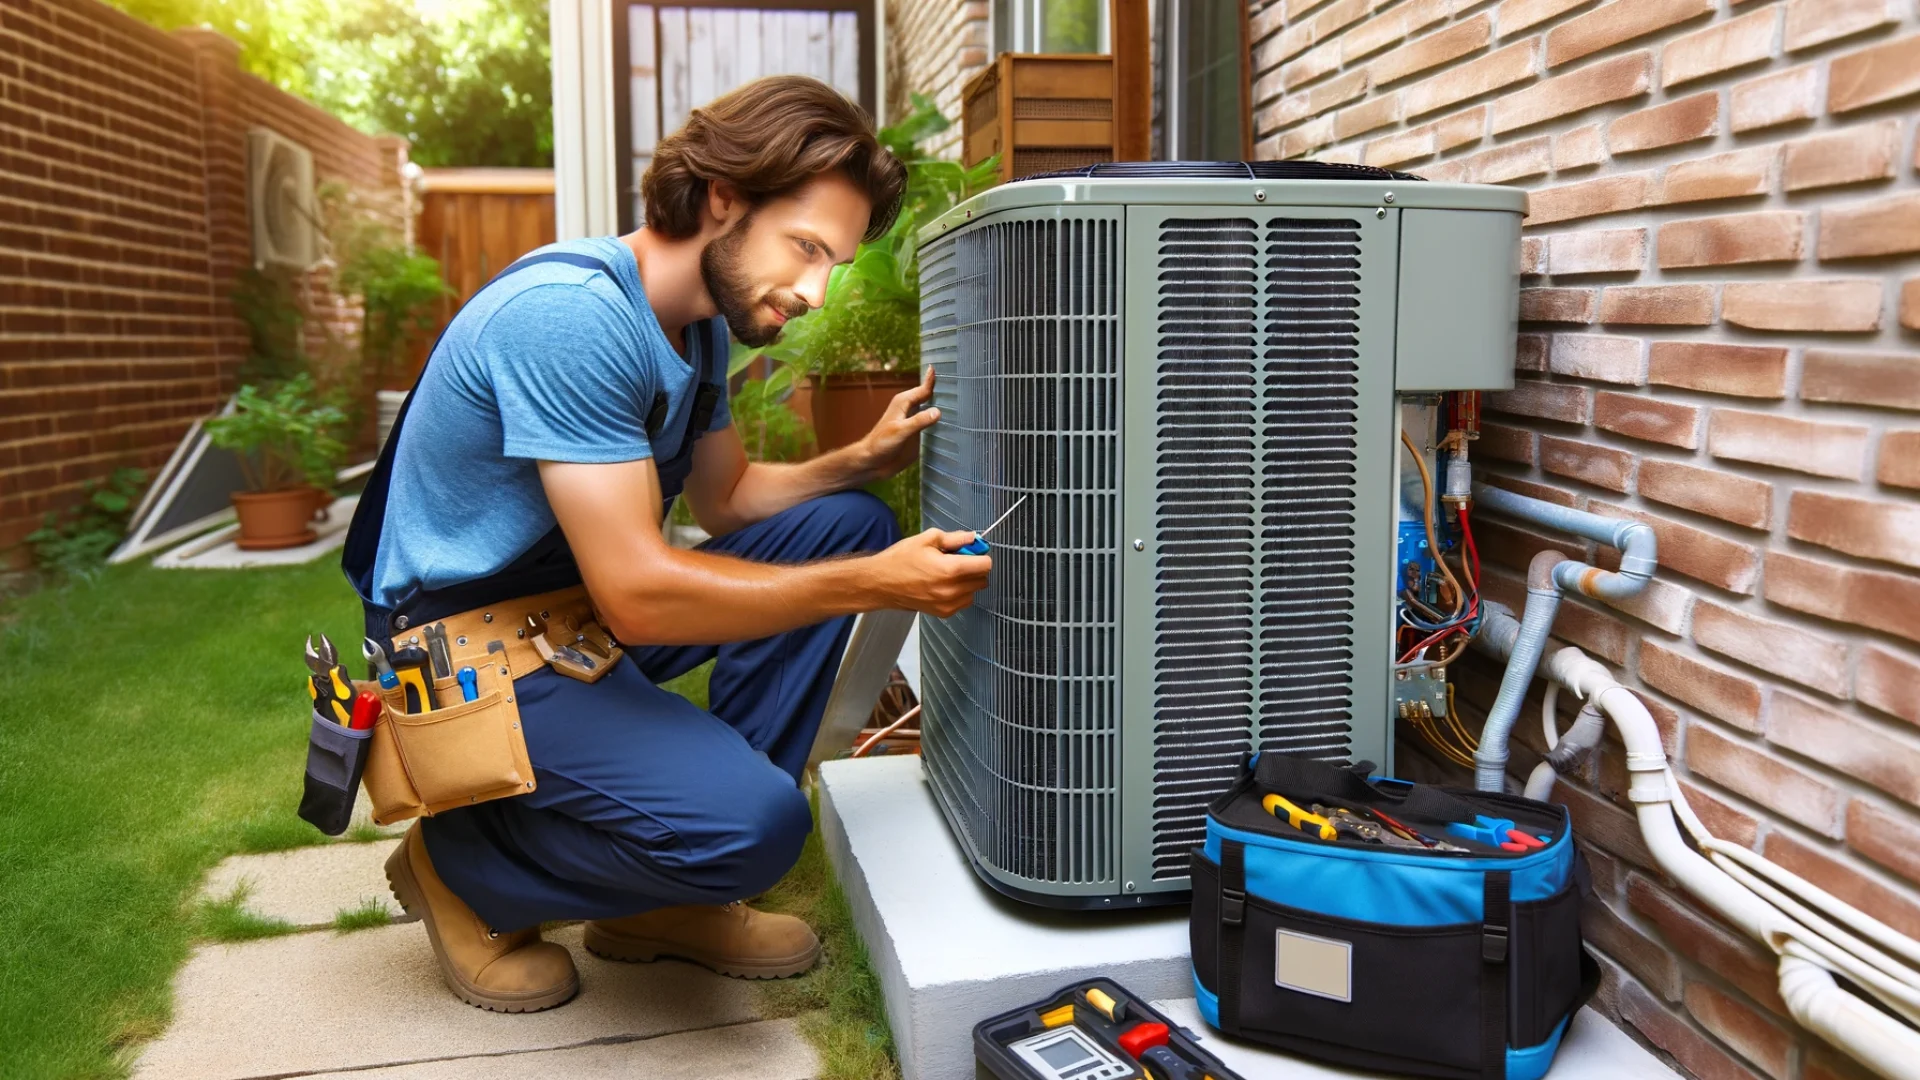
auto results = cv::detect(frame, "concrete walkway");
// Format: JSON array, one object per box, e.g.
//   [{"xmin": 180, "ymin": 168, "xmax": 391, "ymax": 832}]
[{"xmin": 134, "ymin": 798, "xmax": 818, "ymax": 1080}]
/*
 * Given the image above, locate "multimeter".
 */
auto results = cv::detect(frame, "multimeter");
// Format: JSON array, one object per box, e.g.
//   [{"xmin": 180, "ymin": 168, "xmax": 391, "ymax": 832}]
[
  {"xmin": 1008, "ymin": 1026, "xmax": 1135, "ymax": 1080},
  {"xmin": 974, "ymin": 978, "xmax": 1242, "ymax": 1080}
]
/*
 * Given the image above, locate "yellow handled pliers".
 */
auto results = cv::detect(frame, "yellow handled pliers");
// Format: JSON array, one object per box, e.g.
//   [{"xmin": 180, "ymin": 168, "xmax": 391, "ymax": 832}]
[{"xmin": 1262, "ymin": 793, "xmax": 1338, "ymax": 840}]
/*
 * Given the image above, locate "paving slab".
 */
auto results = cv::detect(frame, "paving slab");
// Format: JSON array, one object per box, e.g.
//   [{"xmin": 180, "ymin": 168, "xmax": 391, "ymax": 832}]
[
  {"xmin": 819, "ymin": 755, "xmax": 1191, "ymax": 1080},
  {"xmin": 296, "ymin": 1018, "xmax": 817, "ymax": 1080},
  {"xmin": 199, "ymin": 838, "xmax": 409, "ymax": 929},
  {"xmin": 349, "ymin": 788, "xmax": 412, "ymax": 837},
  {"xmin": 132, "ymin": 923, "xmax": 763, "ymax": 1080},
  {"xmin": 1152, "ymin": 998, "xmax": 1678, "ymax": 1079}
]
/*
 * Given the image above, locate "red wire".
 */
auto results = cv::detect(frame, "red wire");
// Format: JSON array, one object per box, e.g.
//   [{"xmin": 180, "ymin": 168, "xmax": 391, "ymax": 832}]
[{"xmin": 1460, "ymin": 505, "xmax": 1482, "ymax": 590}]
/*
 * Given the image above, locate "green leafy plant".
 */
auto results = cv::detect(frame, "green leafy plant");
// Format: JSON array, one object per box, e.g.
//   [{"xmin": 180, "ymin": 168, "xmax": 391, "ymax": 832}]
[
  {"xmin": 323, "ymin": 181, "xmax": 454, "ymax": 390},
  {"xmin": 202, "ymin": 376, "xmax": 349, "ymax": 494},
  {"xmin": 740, "ymin": 94, "xmax": 999, "ymax": 383},
  {"xmin": 193, "ymin": 884, "xmax": 297, "ymax": 943},
  {"xmin": 25, "ymin": 467, "xmax": 147, "ymax": 581},
  {"xmin": 731, "ymin": 375, "xmax": 817, "ymax": 464}
]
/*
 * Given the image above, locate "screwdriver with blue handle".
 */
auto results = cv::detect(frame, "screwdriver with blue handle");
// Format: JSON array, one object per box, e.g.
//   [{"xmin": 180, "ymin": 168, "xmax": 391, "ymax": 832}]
[{"xmin": 951, "ymin": 495, "xmax": 1027, "ymax": 556}]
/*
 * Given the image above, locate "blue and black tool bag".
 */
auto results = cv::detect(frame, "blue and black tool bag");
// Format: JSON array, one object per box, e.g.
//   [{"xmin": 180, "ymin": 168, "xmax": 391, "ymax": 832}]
[{"xmin": 1189, "ymin": 753, "xmax": 1599, "ymax": 1080}]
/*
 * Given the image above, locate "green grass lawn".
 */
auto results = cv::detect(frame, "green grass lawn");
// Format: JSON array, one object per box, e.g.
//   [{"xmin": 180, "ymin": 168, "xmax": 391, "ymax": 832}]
[{"xmin": 0, "ymin": 559, "xmax": 892, "ymax": 1079}]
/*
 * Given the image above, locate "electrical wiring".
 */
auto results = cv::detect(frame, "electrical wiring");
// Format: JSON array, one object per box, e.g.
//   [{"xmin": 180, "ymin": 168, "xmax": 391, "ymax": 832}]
[{"xmin": 1401, "ymin": 429, "xmax": 1465, "ymax": 620}]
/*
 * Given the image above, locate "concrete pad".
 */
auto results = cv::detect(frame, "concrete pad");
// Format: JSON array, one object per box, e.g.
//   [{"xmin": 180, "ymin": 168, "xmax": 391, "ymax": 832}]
[
  {"xmin": 1153, "ymin": 999, "xmax": 1677, "ymax": 1079},
  {"xmin": 296, "ymin": 1018, "xmax": 817, "ymax": 1079},
  {"xmin": 154, "ymin": 495, "xmax": 356, "ymax": 569},
  {"xmin": 132, "ymin": 923, "xmax": 764, "ymax": 1080},
  {"xmin": 819, "ymin": 755, "xmax": 1191, "ymax": 1080},
  {"xmin": 199, "ymin": 838, "xmax": 409, "ymax": 929}
]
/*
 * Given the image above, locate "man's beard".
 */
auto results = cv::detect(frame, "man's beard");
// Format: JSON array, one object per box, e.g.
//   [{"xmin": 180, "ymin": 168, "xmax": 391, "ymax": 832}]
[{"xmin": 701, "ymin": 212, "xmax": 808, "ymax": 348}]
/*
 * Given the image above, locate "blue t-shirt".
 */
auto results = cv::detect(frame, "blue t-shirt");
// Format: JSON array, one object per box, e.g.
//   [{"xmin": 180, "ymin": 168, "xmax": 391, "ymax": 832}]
[{"xmin": 369, "ymin": 237, "xmax": 731, "ymax": 609}]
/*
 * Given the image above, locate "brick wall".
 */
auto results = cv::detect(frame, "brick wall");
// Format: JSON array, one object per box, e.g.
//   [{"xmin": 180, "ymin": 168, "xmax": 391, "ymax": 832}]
[
  {"xmin": 1249, "ymin": 1, "xmax": 1920, "ymax": 1077},
  {"xmin": 887, "ymin": 0, "xmax": 989, "ymax": 155},
  {"xmin": 0, "ymin": 0, "xmax": 407, "ymax": 561}
]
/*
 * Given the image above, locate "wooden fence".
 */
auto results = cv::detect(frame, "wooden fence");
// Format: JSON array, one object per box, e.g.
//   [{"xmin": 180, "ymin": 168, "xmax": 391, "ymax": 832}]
[{"xmin": 410, "ymin": 168, "xmax": 557, "ymax": 384}]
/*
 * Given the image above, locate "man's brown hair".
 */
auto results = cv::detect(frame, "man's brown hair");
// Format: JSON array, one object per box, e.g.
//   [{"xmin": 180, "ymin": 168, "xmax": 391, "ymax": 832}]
[{"xmin": 643, "ymin": 76, "xmax": 906, "ymax": 243}]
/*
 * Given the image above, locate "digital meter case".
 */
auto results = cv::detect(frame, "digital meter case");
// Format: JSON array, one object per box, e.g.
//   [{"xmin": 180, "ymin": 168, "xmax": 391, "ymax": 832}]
[{"xmin": 974, "ymin": 978, "xmax": 1244, "ymax": 1080}]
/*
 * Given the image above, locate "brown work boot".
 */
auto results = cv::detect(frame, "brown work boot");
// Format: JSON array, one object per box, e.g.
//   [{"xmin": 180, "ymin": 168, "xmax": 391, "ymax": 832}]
[
  {"xmin": 584, "ymin": 902, "xmax": 821, "ymax": 978},
  {"xmin": 384, "ymin": 823, "xmax": 579, "ymax": 1012}
]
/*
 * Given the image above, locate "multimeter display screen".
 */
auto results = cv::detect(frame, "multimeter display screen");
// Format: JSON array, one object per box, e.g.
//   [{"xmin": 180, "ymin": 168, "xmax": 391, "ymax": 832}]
[{"xmin": 1036, "ymin": 1035, "xmax": 1097, "ymax": 1070}]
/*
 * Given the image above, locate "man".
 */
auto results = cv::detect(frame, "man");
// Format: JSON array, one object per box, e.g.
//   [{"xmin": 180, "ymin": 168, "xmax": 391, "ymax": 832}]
[{"xmin": 343, "ymin": 76, "xmax": 992, "ymax": 1012}]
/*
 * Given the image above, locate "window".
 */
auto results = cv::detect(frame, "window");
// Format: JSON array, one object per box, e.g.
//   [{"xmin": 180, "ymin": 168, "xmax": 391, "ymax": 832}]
[
  {"xmin": 992, "ymin": 0, "xmax": 1107, "ymax": 55},
  {"xmin": 1161, "ymin": 0, "xmax": 1247, "ymax": 161}
]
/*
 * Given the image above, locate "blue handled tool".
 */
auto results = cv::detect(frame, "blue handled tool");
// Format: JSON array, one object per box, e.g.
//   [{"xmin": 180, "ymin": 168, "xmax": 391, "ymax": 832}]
[
  {"xmin": 1445, "ymin": 814, "xmax": 1550, "ymax": 851},
  {"xmin": 953, "ymin": 494, "xmax": 1027, "ymax": 556},
  {"xmin": 457, "ymin": 666, "xmax": 479, "ymax": 703}
]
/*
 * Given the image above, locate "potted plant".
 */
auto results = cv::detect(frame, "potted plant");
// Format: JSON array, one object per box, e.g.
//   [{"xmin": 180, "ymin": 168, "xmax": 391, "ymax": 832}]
[
  {"xmin": 740, "ymin": 95, "xmax": 999, "ymax": 454},
  {"xmin": 202, "ymin": 375, "xmax": 349, "ymax": 550}
]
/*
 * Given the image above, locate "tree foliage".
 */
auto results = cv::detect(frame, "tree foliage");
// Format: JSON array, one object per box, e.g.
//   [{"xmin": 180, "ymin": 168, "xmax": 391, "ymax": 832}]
[{"xmin": 109, "ymin": 0, "xmax": 552, "ymax": 167}]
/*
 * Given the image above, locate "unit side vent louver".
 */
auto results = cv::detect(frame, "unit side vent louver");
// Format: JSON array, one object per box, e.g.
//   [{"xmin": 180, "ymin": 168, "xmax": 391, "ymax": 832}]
[
  {"xmin": 1148, "ymin": 217, "xmax": 1361, "ymax": 879},
  {"xmin": 919, "ymin": 216, "xmax": 1122, "ymax": 887}
]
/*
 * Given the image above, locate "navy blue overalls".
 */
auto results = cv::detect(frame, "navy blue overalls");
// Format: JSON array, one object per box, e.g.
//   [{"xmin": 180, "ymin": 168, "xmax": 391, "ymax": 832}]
[{"xmin": 342, "ymin": 251, "xmax": 900, "ymax": 932}]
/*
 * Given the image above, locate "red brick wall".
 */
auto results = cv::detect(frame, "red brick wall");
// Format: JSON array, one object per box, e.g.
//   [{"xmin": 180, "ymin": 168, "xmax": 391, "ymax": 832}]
[
  {"xmin": 0, "ymin": 0, "xmax": 407, "ymax": 561},
  {"xmin": 1250, "ymin": 1, "xmax": 1919, "ymax": 1077}
]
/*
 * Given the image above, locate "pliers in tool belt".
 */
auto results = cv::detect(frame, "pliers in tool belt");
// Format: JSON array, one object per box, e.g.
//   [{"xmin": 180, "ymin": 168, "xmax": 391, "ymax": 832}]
[{"xmin": 304, "ymin": 633, "xmax": 353, "ymax": 726}]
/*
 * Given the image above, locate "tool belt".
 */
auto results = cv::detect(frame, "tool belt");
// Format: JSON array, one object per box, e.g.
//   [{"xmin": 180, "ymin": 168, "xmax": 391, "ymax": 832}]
[
  {"xmin": 351, "ymin": 585, "xmax": 621, "ymax": 826},
  {"xmin": 1190, "ymin": 753, "xmax": 1598, "ymax": 1080}
]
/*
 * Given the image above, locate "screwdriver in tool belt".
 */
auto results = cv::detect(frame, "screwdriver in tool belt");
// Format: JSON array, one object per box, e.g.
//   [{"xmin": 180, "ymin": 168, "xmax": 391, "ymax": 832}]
[{"xmin": 952, "ymin": 494, "xmax": 1027, "ymax": 556}]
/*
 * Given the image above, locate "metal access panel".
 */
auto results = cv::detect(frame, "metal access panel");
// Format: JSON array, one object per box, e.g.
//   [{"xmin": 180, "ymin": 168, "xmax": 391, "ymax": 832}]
[
  {"xmin": 919, "ymin": 206, "xmax": 1129, "ymax": 903},
  {"xmin": 1115, "ymin": 206, "xmax": 1399, "ymax": 898}
]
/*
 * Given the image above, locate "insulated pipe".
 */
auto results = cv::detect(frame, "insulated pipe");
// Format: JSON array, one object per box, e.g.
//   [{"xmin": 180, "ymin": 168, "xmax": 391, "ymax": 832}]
[
  {"xmin": 1468, "ymin": 485, "xmax": 1659, "ymax": 791},
  {"xmin": 1473, "ymin": 551, "xmax": 1566, "ymax": 790},
  {"xmin": 1474, "ymin": 613, "xmax": 1920, "ymax": 1080},
  {"xmin": 1471, "ymin": 483, "xmax": 1658, "ymax": 602}
]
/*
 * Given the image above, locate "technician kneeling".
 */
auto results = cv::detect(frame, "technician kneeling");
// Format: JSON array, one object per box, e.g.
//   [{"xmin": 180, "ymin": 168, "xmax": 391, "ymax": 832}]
[{"xmin": 341, "ymin": 77, "xmax": 992, "ymax": 1012}]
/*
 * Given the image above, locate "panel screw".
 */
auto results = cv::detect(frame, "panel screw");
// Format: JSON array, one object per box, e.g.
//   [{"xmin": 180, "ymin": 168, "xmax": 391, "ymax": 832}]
[
  {"xmin": 1132, "ymin": 539, "xmax": 1145, "ymax": 551},
  {"xmin": 1383, "ymin": 191, "xmax": 1396, "ymax": 204},
  {"xmin": 1376, "ymin": 207, "xmax": 1388, "ymax": 218},
  {"xmin": 1253, "ymin": 189, "xmax": 1266, "ymax": 202},
  {"xmin": 1125, "ymin": 881, "xmax": 1137, "ymax": 892}
]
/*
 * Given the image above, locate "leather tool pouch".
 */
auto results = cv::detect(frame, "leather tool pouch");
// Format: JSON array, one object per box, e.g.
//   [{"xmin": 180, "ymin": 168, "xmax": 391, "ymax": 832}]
[
  {"xmin": 363, "ymin": 663, "xmax": 535, "ymax": 826},
  {"xmin": 540, "ymin": 615, "xmax": 623, "ymax": 684}
]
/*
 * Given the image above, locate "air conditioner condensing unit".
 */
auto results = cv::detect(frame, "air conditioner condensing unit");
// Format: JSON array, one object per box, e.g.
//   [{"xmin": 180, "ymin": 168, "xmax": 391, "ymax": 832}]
[
  {"xmin": 916, "ymin": 162, "xmax": 1527, "ymax": 908},
  {"xmin": 246, "ymin": 129, "xmax": 319, "ymax": 271}
]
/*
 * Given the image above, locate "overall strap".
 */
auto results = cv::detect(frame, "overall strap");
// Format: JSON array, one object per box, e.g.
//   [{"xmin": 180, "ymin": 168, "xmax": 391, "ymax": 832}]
[
  {"xmin": 342, "ymin": 251, "xmax": 622, "ymax": 612},
  {"xmin": 1217, "ymin": 839, "xmax": 1248, "ymax": 1036},
  {"xmin": 1481, "ymin": 870, "xmax": 1513, "ymax": 1080}
]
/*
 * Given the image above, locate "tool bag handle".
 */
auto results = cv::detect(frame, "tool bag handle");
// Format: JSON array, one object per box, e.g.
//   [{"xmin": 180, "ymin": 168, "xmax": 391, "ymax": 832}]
[{"xmin": 1251, "ymin": 752, "xmax": 1483, "ymax": 827}]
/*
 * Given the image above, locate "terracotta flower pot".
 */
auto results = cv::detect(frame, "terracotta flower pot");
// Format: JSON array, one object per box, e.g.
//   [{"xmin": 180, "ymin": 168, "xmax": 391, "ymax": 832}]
[
  {"xmin": 308, "ymin": 486, "xmax": 336, "ymax": 522},
  {"xmin": 232, "ymin": 488, "xmax": 319, "ymax": 551},
  {"xmin": 810, "ymin": 372, "xmax": 920, "ymax": 456}
]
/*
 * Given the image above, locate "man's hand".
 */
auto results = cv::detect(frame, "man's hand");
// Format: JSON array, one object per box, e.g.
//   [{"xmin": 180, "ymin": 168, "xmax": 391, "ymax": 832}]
[
  {"xmin": 869, "ymin": 528, "xmax": 992, "ymax": 617},
  {"xmin": 858, "ymin": 368, "xmax": 939, "ymax": 480}
]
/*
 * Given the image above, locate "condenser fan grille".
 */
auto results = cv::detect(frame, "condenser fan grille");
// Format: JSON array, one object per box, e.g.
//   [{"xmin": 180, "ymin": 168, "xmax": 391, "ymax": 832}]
[
  {"xmin": 1147, "ymin": 216, "xmax": 1361, "ymax": 879},
  {"xmin": 919, "ymin": 216, "xmax": 1122, "ymax": 887}
]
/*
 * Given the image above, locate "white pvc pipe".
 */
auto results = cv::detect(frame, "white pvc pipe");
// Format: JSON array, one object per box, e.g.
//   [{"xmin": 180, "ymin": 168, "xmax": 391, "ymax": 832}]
[{"xmin": 1476, "ymin": 618, "xmax": 1920, "ymax": 1079}]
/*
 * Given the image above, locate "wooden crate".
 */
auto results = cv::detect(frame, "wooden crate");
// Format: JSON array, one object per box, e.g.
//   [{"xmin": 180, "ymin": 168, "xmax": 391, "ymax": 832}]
[{"xmin": 961, "ymin": 53, "xmax": 1115, "ymax": 185}]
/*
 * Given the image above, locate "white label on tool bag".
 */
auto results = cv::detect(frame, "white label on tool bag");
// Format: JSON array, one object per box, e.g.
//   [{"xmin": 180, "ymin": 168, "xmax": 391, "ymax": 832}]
[{"xmin": 1274, "ymin": 929, "xmax": 1353, "ymax": 1003}]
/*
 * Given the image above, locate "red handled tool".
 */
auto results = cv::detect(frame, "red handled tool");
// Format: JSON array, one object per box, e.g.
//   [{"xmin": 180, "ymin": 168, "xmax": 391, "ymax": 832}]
[{"xmin": 349, "ymin": 687, "xmax": 383, "ymax": 730}]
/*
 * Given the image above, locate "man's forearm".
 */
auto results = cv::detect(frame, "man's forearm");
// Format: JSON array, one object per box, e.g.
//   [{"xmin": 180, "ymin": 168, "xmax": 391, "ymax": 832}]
[
  {"xmin": 703, "ymin": 443, "xmax": 877, "ymax": 533},
  {"xmin": 597, "ymin": 543, "xmax": 882, "ymax": 645}
]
